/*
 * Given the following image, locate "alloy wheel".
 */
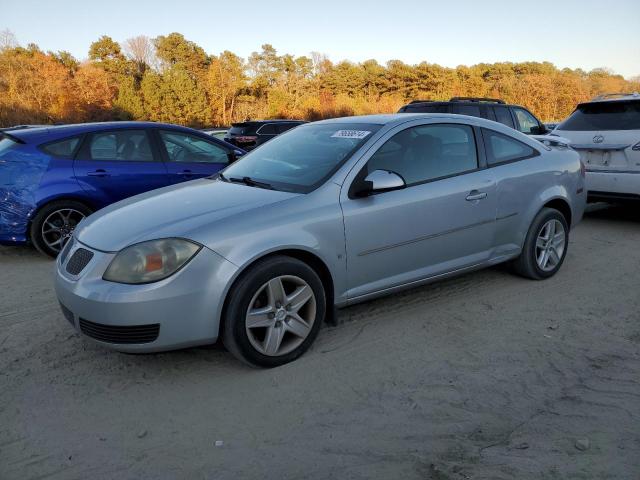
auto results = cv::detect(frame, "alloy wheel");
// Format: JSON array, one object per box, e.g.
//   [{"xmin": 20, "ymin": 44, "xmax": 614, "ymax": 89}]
[
  {"xmin": 535, "ymin": 219, "xmax": 565, "ymax": 272},
  {"xmin": 41, "ymin": 208, "xmax": 85, "ymax": 253},
  {"xmin": 245, "ymin": 275, "xmax": 316, "ymax": 356}
]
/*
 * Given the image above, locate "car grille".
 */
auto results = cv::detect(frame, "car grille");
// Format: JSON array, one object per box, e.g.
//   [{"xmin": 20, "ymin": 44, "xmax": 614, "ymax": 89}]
[
  {"xmin": 66, "ymin": 248, "xmax": 94, "ymax": 275},
  {"xmin": 59, "ymin": 303, "xmax": 75, "ymax": 326},
  {"xmin": 79, "ymin": 318, "xmax": 160, "ymax": 344}
]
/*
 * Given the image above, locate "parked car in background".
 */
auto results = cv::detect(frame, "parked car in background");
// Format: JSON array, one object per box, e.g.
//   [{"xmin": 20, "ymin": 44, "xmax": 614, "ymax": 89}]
[
  {"xmin": 201, "ymin": 128, "xmax": 228, "ymax": 140},
  {"xmin": 224, "ymin": 119, "xmax": 307, "ymax": 150},
  {"xmin": 553, "ymin": 93, "xmax": 640, "ymax": 203},
  {"xmin": 399, "ymin": 97, "xmax": 549, "ymax": 136},
  {"xmin": 1, "ymin": 124, "xmax": 48, "ymax": 132},
  {"xmin": 0, "ymin": 122, "xmax": 245, "ymax": 257},
  {"xmin": 55, "ymin": 113, "xmax": 585, "ymax": 367}
]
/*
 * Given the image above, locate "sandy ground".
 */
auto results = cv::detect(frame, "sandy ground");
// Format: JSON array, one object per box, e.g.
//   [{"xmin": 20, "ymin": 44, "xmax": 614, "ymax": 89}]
[{"xmin": 0, "ymin": 205, "xmax": 639, "ymax": 480}]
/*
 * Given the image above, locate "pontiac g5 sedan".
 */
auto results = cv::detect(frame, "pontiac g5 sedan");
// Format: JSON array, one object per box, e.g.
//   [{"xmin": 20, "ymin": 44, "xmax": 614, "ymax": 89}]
[{"xmin": 55, "ymin": 114, "xmax": 586, "ymax": 367}]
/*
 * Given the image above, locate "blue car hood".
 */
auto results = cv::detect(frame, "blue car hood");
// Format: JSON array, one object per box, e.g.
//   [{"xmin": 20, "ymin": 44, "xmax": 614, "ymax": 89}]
[{"xmin": 75, "ymin": 179, "xmax": 299, "ymax": 252}]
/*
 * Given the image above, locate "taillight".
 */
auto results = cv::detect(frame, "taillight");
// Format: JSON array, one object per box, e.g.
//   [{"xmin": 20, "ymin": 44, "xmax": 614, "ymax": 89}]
[
  {"xmin": 632, "ymin": 141, "xmax": 640, "ymax": 151},
  {"xmin": 580, "ymin": 160, "xmax": 586, "ymax": 178},
  {"xmin": 235, "ymin": 136, "xmax": 257, "ymax": 144}
]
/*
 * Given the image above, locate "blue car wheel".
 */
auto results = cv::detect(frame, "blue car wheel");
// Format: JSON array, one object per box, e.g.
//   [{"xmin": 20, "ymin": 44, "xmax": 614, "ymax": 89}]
[{"xmin": 30, "ymin": 200, "xmax": 93, "ymax": 258}]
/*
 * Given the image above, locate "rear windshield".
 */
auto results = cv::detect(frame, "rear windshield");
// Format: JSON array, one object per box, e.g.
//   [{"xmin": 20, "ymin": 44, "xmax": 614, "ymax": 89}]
[
  {"xmin": 557, "ymin": 100, "xmax": 640, "ymax": 131},
  {"xmin": 228, "ymin": 124, "xmax": 259, "ymax": 135}
]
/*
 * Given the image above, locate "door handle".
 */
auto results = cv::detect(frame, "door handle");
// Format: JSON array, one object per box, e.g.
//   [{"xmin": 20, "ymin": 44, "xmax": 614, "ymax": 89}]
[
  {"xmin": 466, "ymin": 190, "xmax": 487, "ymax": 201},
  {"xmin": 178, "ymin": 169, "xmax": 194, "ymax": 177},
  {"xmin": 87, "ymin": 169, "xmax": 110, "ymax": 177}
]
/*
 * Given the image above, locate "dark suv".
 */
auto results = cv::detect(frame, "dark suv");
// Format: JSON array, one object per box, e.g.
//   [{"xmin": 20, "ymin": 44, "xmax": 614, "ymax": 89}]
[
  {"xmin": 224, "ymin": 119, "xmax": 307, "ymax": 150},
  {"xmin": 399, "ymin": 97, "xmax": 548, "ymax": 135}
]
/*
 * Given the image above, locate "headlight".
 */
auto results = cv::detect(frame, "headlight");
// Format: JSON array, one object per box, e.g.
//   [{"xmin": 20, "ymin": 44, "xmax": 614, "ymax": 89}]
[{"xmin": 103, "ymin": 238, "xmax": 201, "ymax": 284}]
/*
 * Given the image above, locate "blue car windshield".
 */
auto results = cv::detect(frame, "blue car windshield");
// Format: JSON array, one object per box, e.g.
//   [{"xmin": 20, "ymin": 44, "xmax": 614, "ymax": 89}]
[{"xmin": 222, "ymin": 123, "xmax": 381, "ymax": 193}]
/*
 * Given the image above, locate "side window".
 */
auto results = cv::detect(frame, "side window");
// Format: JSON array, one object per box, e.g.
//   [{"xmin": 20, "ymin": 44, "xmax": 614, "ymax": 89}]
[
  {"xmin": 493, "ymin": 107, "xmax": 514, "ymax": 128},
  {"xmin": 366, "ymin": 124, "xmax": 478, "ymax": 186},
  {"xmin": 483, "ymin": 128, "xmax": 538, "ymax": 165},
  {"xmin": 481, "ymin": 106, "xmax": 496, "ymax": 121},
  {"xmin": 513, "ymin": 108, "xmax": 540, "ymax": 134},
  {"xmin": 451, "ymin": 104, "xmax": 481, "ymax": 118},
  {"xmin": 257, "ymin": 123, "xmax": 278, "ymax": 135},
  {"xmin": 41, "ymin": 137, "xmax": 80, "ymax": 158},
  {"xmin": 87, "ymin": 130, "xmax": 153, "ymax": 162},
  {"xmin": 159, "ymin": 130, "xmax": 229, "ymax": 164}
]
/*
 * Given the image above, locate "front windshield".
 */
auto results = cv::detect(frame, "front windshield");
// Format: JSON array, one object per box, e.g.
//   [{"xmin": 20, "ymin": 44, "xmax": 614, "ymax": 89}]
[{"xmin": 222, "ymin": 122, "xmax": 382, "ymax": 193}]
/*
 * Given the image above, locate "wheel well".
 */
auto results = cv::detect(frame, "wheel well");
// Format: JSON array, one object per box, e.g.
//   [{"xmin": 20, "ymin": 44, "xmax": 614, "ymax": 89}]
[
  {"xmin": 28, "ymin": 197, "xmax": 95, "ymax": 234},
  {"xmin": 220, "ymin": 249, "xmax": 336, "ymax": 332},
  {"xmin": 543, "ymin": 198, "xmax": 572, "ymax": 228}
]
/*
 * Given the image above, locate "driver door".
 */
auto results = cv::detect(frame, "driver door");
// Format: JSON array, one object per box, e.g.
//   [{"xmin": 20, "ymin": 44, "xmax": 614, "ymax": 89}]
[
  {"xmin": 340, "ymin": 122, "xmax": 497, "ymax": 300},
  {"xmin": 155, "ymin": 129, "xmax": 233, "ymax": 184}
]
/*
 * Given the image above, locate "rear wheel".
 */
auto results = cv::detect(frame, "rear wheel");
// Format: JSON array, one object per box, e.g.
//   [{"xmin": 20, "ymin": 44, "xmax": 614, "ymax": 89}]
[
  {"xmin": 512, "ymin": 208, "xmax": 569, "ymax": 280},
  {"xmin": 30, "ymin": 200, "xmax": 92, "ymax": 258},
  {"xmin": 222, "ymin": 256, "xmax": 326, "ymax": 367}
]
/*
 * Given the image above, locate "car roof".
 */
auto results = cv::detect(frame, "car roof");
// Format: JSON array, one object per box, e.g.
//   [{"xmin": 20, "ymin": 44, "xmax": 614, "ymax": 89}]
[
  {"xmin": 7, "ymin": 121, "xmax": 206, "ymax": 144},
  {"xmin": 577, "ymin": 92, "xmax": 640, "ymax": 108},
  {"xmin": 587, "ymin": 92, "xmax": 640, "ymax": 103},
  {"xmin": 312, "ymin": 113, "xmax": 488, "ymax": 127},
  {"xmin": 404, "ymin": 100, "xmax": 516, "ymax": 108},
  {"xmin": 232, "ymin": 119, "xmax": 306, "ymax": 126}
]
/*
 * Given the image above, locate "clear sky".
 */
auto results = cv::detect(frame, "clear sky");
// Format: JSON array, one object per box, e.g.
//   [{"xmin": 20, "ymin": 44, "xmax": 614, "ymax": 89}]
[{"xmin": 2, "ymin": 0, "xmax": 639, "ymax": 78}]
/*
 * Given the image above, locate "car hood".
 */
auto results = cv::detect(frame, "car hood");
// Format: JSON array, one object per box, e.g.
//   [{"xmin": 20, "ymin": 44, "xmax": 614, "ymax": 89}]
[{"xmin": 75, "ymin": 179, "xmax": 300, "ymax": 252}]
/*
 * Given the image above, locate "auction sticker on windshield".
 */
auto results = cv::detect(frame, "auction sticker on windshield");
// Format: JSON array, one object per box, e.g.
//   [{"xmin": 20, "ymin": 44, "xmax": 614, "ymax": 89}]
[{"xmin": 331, "ymin": 130, "xmax": 371, "ymax": 139}]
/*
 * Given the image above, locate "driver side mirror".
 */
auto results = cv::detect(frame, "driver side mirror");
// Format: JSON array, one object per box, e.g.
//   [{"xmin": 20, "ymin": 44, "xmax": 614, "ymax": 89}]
[{"xmin": 353, "ymin": 169, "xmax": 406, "ymax": 197}]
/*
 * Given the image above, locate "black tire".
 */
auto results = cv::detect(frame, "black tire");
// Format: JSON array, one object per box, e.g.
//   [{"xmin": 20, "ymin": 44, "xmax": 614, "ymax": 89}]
[
  {"xmin": 30, "ymin": 200, "xmax": 93, "ymax": 258},
  {"xmin": 222, "ymin": 255, "xmax": 326, "ymax": 368},
  {"xmin": 512, "ymin": 207, "xmax": 569, "ymax": 280}
]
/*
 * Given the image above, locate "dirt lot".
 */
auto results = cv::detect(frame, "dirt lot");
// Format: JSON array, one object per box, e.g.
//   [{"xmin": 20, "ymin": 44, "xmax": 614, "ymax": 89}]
[{"xmin": 1, "ymin": 205, "xmax": 639, "ymax": 480}]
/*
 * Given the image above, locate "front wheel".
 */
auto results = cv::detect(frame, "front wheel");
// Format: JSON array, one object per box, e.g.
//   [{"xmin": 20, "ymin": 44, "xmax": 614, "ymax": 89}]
[
  {"xmin": 222, "ymin": 256, "xmax": 326, "ymax": 367},
  {"xmin": 512, "ymin": 207, "xmax": 569, "ymax": 280},
  {"xmin": 30, "ymin": 200, "xmax": 92, "ymax": 258}
]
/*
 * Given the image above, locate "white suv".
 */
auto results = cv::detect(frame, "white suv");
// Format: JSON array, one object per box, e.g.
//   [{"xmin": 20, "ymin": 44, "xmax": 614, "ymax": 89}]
[{"xmin": 554, "ymin": 93, "xmax": 640, "ymax": 203}]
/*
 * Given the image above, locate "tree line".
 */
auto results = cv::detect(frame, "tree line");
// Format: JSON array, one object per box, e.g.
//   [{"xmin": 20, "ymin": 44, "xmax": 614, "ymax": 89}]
[{"xmin": 0, "ymin": 30, "xmax": 638, "ymax": 128}]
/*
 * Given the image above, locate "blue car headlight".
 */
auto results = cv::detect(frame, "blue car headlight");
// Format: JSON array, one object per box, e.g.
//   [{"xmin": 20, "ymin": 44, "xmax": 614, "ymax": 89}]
[{"xmin": 103, "ymin": 238, "xmax": 201, "ymax": 284}]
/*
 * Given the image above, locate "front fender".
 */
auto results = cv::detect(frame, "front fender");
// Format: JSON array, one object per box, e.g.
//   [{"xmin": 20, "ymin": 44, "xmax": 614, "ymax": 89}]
[{"xmin": 205, "ymin": 184, "xmax": 348, "ymax": 307}]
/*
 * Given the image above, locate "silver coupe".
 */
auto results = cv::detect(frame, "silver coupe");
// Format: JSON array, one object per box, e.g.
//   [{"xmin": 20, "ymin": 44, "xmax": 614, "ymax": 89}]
[{"xmin": 55, "ymin": 114, "xmax": 586, "ymax": 367}]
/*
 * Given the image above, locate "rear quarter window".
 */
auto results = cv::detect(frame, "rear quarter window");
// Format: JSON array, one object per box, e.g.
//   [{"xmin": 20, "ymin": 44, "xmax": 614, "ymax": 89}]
[
  {"xmin": 402, "ymin": 104, "xmax": 449, "ymax": 113},
  {"xmin": 451, "ymin": 104, "xmax": 481, "ymax": 117},
  {"xmin": 483, "ymin": 128, "xmax": 538, "ymax": 165},
  {"xmin": 494, "ymin": 107, "xmax": 515, "ymax": 128},
  {"xmin": 40, "ymin": 137, "xmax": 81, "ymax": 158}
]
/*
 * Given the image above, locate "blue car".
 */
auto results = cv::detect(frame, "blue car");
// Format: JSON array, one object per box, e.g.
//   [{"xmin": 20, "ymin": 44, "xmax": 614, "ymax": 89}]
[{"xmin": 0, "ymin": 122, "xmax": 245, "ymax": 257}]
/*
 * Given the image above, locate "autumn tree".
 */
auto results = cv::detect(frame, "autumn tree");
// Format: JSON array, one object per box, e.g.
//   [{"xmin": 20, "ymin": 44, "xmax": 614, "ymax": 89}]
[
  {"xmin": 123, "ymin": 35, "xmax": 155, "ymax": 77},
  {"xmin": 208, "ymin": 51, "xmax": 246, "ymax": 125},
  {"xmin": 2, "ymin": 32, "xmax": 639, "ymax": 127}
]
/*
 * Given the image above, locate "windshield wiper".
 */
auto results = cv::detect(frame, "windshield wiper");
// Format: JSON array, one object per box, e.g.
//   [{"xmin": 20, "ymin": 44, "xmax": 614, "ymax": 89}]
[{"xmin": 227, "ymin": 176, "xmax": 274, "ymax": 190}]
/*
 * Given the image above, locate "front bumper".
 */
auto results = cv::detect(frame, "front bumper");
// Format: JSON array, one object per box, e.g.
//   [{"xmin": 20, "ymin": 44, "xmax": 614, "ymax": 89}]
[
  {"xmin": 586, "ymin": 170, "xmax": 640, "ymax": 201},
  {"xmin": 54, "ymin": 239, "xmax": 239, "ymax": 353}
]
